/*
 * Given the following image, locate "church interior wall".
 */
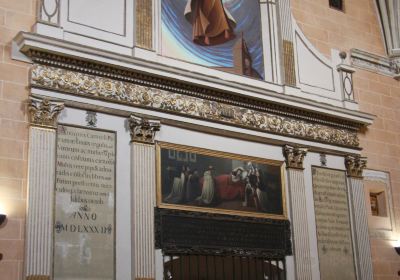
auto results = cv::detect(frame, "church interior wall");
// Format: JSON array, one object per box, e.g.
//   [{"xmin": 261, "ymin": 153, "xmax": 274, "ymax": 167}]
[
  {"xmin": 0, "ymin": 0, "xmax": 398, "ymax": 279},
  {"xmin": 292, "ymin": 0, "xmax": 400, "ymax": 279},
  {"xmin": 0, "ymin": 0, "xmax": 36, "ymax": 278}
]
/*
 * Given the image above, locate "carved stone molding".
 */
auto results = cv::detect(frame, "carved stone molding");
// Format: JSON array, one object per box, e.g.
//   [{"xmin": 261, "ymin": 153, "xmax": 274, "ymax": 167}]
[
  {"xmin": 283, "ymin": 145, "xmax": 308, "ymax": 169},
  {"xmin": 128, "ymin": 115, "xmax": 160, "ymax": 144},
  {"xmin": 26, "ymin": 50, "xmax": 367, "ymax": 131},
  {"xmin": 345, "ymin": 155, "xmax": 367, "ymax": 178},
  {"xmin": 31, "ymin": 64, "xmax": 361, "ymax": 147},
  {"xmin": 28, "ymin": 98, "xmax": 64, "ymax": 128},
  {"xmin": 26, "ymin": 276, "xmax": 50, "ymax": 280},
  {"xmin": 351, "ymin": 49, "xmax": 400, "ymax": 79}
]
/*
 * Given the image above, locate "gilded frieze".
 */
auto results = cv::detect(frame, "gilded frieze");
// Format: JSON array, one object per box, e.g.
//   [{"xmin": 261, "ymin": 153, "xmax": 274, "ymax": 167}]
[{"xmin": 31, "ymin": 64, "xmax": 359, "ymax": 147}]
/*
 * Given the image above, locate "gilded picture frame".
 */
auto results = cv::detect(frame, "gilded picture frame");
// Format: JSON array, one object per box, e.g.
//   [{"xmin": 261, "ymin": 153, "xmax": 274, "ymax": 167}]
[{"xmin": 156, "ymin": 142, "xmax": 287, "ymax": 219}]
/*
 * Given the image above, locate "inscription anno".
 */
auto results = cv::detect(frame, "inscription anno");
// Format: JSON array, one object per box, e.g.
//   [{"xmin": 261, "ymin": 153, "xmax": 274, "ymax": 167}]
[
  {"xmin": 312, "ymin": 167, "xmax": 356, "ymax": 280},
  {"xmin": 54, "ymin": 125, "xmax": 116, "ymax": 280}
]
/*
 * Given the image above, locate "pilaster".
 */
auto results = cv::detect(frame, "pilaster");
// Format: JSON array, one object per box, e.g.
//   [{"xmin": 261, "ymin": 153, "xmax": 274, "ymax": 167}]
[
  {"xmin": 282, "ymin": 145, "xmax": 311, "ymax": 280},
  {"xmin": 135, "ymin": 0, "xmax": 153, "ymax": 49},
  {"xmin": 278, "ymin": 0, "xmax": 297, "ymax": 86},
  {"xmin": 129, "ymin": 115, "xmax": 160, "ymax": 280},
  {"xmin": 25, "ymin": 98, "xmax": 64, "ymax": 280},
  {"xmin": 345, "ymin": 155, "xmax": 373, "ymax": 280}
]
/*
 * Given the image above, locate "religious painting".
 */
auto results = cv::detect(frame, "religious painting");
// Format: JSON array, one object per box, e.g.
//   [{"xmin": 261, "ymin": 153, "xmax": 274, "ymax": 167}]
[
  {"xmin": 161, "ymin": 0, "xmax": 265, "ymax": 80},
  {"xmin": 157, "ymin": 142, "xmax": 286, "ymax": 219}
]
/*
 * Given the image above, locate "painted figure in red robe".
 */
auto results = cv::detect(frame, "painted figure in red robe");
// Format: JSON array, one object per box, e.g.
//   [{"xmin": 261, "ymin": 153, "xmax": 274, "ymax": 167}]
[{"xmin": 184, "ymin": 0, "xmax": 236, "ymax": 46}]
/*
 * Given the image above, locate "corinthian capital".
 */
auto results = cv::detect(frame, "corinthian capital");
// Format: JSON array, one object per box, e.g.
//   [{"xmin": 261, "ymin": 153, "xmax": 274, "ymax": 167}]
[
  {"xmin": 128, "ymin": 115, "xmax": 160, "ymax": 144},
  {"xmin": 345, "ymin": 155, "xmax": 367, "ymax": 178},
  {"xmin": 283, "ymin": 145, "xmax": 308, "ymax": 169},
  {"xmin": 28, "ymin": 98, "xmax": 64, "ymax": 129}
]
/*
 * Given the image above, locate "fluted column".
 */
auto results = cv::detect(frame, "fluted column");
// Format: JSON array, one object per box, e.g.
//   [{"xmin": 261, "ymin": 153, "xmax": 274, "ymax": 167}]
[
  {"xmin": 283, "ymin": 145, "xmax": 312, "ymax": 280},
  {"xmin": 345, "ymin": 155, "xmax": 373, "ymax": 280},
  {"xmin": 129, "ymin": 115, "xmax": 160, "ymax": 280},
  {"xmin": 25, "ymin": 98, "xmax": 64, "ymax": 280}
]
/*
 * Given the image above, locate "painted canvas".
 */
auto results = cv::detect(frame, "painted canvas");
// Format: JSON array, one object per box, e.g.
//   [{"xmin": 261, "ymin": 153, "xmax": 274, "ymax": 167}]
[
  {"xmin": 157, "ymin": 143, "xmax": 285, "ymax": 218},
  {"xmin": 161, "ymin": 0, "xmax": 265, "ymax": 80}
]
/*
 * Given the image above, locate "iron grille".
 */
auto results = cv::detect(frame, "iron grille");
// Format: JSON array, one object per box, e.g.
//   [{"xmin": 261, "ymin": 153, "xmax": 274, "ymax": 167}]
[{"xmin": 163, "ymin": 254, "xmax": 286, "ymax": 280}]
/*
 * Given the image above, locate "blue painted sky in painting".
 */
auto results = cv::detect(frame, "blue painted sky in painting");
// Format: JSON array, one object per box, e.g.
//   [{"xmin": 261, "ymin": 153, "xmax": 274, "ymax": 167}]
[{"xmin": 161, "ymin": 0, "xmax": 265, "ymax": 79}]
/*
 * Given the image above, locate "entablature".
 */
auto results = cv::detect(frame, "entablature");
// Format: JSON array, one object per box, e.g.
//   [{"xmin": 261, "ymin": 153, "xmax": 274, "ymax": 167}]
[
  {"xmin": 14, "ymin": 33, "xmax": 375, "ymax": 152},
  {"xmin": 25, "ymin": 0, "xmax": 375, "ymax": 109}
]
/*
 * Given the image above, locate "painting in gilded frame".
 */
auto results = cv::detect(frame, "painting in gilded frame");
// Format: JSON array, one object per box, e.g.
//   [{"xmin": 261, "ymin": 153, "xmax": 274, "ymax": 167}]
[
  {"xmin": 157, "ymin": 142, "xmax": 286, "ymax": 219},
  {"xmin": 161, "ymin": 0, "xmax": 265, "ymax": 80}
]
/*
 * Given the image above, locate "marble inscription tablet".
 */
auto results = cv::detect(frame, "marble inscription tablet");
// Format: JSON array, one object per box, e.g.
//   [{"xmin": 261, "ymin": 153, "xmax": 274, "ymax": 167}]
[
  {"xmin": 54, "ymin": 125, "xmax": 116, "ymax": 280},
  {"xmin": 312, "ymin": 167, "xmax": 356, "ymax": 280}
]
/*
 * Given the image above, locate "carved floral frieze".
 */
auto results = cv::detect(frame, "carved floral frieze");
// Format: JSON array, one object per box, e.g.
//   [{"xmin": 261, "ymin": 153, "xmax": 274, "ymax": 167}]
[{"xmin": 31, "ymin": 64, "xmax": 360, "ymax": 147}]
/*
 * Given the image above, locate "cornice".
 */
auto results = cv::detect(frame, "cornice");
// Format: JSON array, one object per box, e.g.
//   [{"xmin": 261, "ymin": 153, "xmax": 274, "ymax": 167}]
[
  {"xmin": 26, "ymin": 49, "xmax": 372, "ymax": 131},
  {"xmin": 13, "ymin": 32, "xmax": 375, "ymax": 128},
  {"xmin": 351, "ymin": 48, "xmax": 400, "ymax": 80},
  {"xmin": 31, "ymin": 64, "xmax": 360, "ymax": 147}
]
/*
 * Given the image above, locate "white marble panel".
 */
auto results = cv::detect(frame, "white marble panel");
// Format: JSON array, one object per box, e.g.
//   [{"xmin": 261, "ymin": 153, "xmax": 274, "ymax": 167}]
[
  {"xmin": 295, "ymin": 32, "xmax": 335, "ymax": 92},
  {"xmin": 68, "ymin": 0, "xmax": 126, "ymax": 35}
]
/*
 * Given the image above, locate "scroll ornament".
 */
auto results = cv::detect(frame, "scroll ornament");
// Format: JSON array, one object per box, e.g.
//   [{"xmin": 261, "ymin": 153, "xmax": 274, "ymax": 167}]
[
  {"xmin": 128, "ymin": 115, "xmax": 161, "ymax": 144},
  {"xmin": 283, "ymin": 145, "xmax": 308, "ymax": 169}
]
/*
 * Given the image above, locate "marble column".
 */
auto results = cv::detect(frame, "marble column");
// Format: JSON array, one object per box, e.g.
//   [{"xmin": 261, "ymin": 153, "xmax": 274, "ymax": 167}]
[
  {"xmin": 282, "ymin": 145, "xmax": 312, "ymax": 280},
  {"xmin": 345, "ymin": 155, "xmax": 373, "ymax": 280},
  {"xmin": 129, "ymin": 115, "xmax": 160, "ymax": 280},
  {"xmin": 25, "ymin": 98, "xmax": 64, "ymax": 280}
]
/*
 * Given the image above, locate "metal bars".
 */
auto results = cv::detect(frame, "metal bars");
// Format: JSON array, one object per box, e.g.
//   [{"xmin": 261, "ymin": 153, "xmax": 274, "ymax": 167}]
[{"xmin": 163, "ymin": 254, "xmax": 286, "ymax": 280}]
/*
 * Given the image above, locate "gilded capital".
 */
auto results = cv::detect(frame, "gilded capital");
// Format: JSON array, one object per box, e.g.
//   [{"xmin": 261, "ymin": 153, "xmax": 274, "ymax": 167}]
[
  {"xmin": 128, "ymin": 115, "xmax": 160, "ymax": 144},
  {"xmin": 28, "ymin": 98, "xmax": 64, "ymax": 129},
  {"xmin": 283, "ymin": 145, "xmax": 308, "ymax": 169},
  {"xmin": 345, "ymin": 155, "xmax": 367, "ymax": 178}
]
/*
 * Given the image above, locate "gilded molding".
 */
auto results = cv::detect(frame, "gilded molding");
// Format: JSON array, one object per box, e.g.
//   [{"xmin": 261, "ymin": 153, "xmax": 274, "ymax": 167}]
[
  {"xmin": 28, "ymin": 98, "xmax": 64, "ymax": 128},
  {"xmin": 345, "ymin": 155, "xmax": 367, "ymax": 178},
  {"xmin": 283, "ymin": 145, "xmax": 308, "ymax": 169},
  {"xmin": 27, "ymin": 50, "xmax": 366, "ymax": 130},
  {"xmin": 31, "ymin": 64, "xmax": 360, "ymax": 147},
  {"xmin": 128, "ymin": 115, "xmax": 160, "ymax": 144},
  {"xmin": 283, "ymin": 40, "xmax": 296, "ymax": 86},
  {"xmin": 136, "ymin": 0, "xmax": 152, "ymax": 49},
  {"xmin": 26, "ymin": 276, "xmax": 50, "ymax": 280}
]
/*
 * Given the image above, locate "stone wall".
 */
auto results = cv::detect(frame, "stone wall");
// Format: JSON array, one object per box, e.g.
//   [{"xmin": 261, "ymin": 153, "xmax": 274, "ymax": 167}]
[
  {"xmin": 0, "ymin": 0, "xmax": 36, "ymax": 279},
  {"xmin": 0, "ymin": 0, "xmax": 398, "ymax": 279},
  {"xmin": 292, "ymin": 1, "xmax": 400, "ymax": 279}
]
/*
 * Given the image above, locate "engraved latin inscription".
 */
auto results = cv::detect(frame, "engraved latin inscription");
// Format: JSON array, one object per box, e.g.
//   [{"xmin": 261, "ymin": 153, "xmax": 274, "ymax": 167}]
[
  {"xmin": 54, "ymin": 125, "xmax": 116, "ymax": 280},
  {"xmin": 312, "ymin": 167, "xmax": 356, "ymax": 280}
]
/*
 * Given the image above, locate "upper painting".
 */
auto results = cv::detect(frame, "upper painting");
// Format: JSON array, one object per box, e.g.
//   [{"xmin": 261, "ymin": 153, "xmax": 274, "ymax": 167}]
[{"xmin": 161, "ymin": 0, "xmax": 265, "ymax": 80}]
